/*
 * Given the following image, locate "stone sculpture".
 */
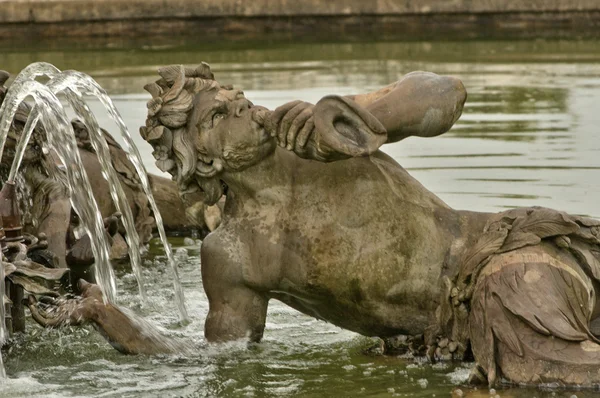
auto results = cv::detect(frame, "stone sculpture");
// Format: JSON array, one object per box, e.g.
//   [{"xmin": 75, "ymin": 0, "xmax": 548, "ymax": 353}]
[
  {"xmin": 0, "ymin": 70, "xmax": 216, "ymax": 267},
  {"xmin": 27, "ymin": 64, "xmax": 600, "ymax": 388},
  {"xmin": 0, "ymin": 69, "xmax": 217, "ymax": 337}
]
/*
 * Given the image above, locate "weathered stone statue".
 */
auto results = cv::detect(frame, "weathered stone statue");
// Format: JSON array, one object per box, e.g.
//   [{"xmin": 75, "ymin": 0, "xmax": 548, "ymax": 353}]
[{"xmin": 28, "ymin": 64, "xmax": 600, "ymax": 388}]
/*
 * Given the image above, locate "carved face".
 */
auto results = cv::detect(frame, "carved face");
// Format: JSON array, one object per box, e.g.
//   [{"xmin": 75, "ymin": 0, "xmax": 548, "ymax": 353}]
[
  {"xmin": 142, "ymin": 64, "xmax": 276, "ymax": 205},
  {"xmin": 191, "ymin": 88, "xmax": 273, "ymax": 178}
]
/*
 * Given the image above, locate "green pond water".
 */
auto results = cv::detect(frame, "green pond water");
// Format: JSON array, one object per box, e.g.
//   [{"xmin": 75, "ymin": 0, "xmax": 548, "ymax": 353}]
[{"xmin": 1, "ymin": 36, "xmax": 600, "ymax": 397}]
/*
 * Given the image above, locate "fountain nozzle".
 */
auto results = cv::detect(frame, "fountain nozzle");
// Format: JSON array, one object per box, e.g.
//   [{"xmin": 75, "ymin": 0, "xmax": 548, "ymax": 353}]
[{"xmin": 0, "ymin": 181, "xmax": 23, "ymax": 243}]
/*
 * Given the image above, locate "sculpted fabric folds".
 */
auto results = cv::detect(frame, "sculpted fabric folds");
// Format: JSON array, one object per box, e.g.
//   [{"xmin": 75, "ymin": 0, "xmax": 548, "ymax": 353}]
[{"xmin": 439, "ymin": 207, "xmax": 600, "ymax": 386}]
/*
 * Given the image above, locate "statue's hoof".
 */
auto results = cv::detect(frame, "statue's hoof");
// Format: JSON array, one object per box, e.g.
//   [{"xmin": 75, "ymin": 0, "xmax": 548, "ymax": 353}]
[
  {"xmin": 66, "ymin": 235, "xmax": 95, "ymax": 268},
  {"xmin": 109, "ymin": 233, "xmax": 129, "ymax": 261}
]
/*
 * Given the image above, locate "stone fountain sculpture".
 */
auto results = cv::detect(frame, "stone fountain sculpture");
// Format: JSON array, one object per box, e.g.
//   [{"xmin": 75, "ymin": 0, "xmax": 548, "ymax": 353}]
[
  {"xmin": 0, "ymin": 68, "xmax": 223, "ymax": 339},
  {"xmin": 0, "ymin": 70, "xmax": 219, "ymax": 265},
  {"xmin": 26, "ymin": 63, "xmax": 600, "ymax": 388}
]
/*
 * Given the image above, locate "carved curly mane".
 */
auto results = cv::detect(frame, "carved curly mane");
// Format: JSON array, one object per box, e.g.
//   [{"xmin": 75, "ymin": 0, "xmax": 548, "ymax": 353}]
[{"xmin": 141, "ymin": 64, "xmax": 223, "ymax": 205}]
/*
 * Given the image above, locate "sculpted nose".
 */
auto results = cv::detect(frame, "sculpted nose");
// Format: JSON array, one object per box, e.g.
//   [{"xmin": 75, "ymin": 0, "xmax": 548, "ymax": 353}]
[{"xmin": 233, "ymin": 99, "xmax": 252, "ymax": 117}]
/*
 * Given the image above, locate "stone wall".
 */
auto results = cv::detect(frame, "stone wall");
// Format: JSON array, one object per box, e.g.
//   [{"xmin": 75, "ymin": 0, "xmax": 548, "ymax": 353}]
[{"xmin": 0, "ymin": 0, "xmax": 598, "ymax": 39}]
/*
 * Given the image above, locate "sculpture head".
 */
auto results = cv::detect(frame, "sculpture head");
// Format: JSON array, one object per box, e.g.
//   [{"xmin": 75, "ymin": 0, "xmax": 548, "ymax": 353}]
[{"xmin": 141, "ymin": 64, "xmax": 272, "ymax": 206}]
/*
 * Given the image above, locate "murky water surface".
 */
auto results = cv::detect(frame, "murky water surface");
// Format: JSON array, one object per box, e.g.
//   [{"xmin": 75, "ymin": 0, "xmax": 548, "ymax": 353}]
[{"xmin": 1, "ymin": 37, "xmax": 600, "ymax": 397}]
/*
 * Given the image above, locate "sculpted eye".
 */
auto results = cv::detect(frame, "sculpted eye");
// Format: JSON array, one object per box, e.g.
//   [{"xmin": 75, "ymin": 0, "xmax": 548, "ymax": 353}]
[{"xmin": 212, "ymin": 113, "xmax": 225, "ymax": 128}]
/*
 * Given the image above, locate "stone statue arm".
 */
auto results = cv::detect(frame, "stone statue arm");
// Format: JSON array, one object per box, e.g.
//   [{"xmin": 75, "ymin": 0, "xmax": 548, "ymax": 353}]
[
  {"xmin": 201, "ymin": 234, "xmax": 269, "ymax": 343},
  {"xmin": 268, "ymin": 71, "xmax": 467, "ymax": 161}
]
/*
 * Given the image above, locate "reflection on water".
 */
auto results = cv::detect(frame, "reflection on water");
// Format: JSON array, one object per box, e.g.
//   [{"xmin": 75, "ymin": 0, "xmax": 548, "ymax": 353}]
[{"xmin": 2, "ymin": 37, "xmax": 600, "ymax": 397}]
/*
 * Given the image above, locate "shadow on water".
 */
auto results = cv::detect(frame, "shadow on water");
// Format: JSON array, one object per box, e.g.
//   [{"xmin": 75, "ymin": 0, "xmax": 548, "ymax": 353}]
[{"xmin": 1, "ymin": 35, "xmax": 600, "ymax": 396}]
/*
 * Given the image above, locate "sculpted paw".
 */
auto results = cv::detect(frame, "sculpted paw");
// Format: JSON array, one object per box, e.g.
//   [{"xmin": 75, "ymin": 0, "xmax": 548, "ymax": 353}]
[{"xmin": 26, "ymin": 280, "xmax": 101, "ymax": 328}]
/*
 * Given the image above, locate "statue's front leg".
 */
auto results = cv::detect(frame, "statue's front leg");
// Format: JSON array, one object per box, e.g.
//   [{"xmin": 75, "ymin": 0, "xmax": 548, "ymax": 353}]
[
  {"xmin": 201, "ymin": 234, "xmax": 268, "ymax": 343},
  {"xmin": 204, "ymin": 284, "xmax": 268, "ymax": 343}
]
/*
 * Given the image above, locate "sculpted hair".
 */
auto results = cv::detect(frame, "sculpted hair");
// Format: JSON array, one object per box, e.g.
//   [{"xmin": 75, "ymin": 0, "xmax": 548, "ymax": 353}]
[{"xmin": 141, "ymin": 64, "xmax": 224, "ymax": 205}]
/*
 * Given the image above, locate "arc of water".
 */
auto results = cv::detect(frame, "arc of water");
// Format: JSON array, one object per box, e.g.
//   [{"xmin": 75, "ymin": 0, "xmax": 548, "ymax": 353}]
[
  {"xmin": 56, "ymin": 69, "xmax": 188, "ymax": 321},
  {"xmin": 0, "ymin": 64, "xmax": 60, "ymax": 160},
  {"xmin": 54, "ymin": 77, "xmax": 149, "ymax": 303},
  {"xmin": 62, "ymin": 89, "xmax": 149, "ymax": 302},
  {"xmin": 73, "ymin": 73, "xmax": 189, "ymax": 322},
  {"xmin": 5, "ymin": 64, "xmax": 148, "ymax": 304},
  {"xmin": 0, "ymin": 78, "xmax": 117, "ymax": 304},
  {"xmin": 0, "ymin": 62, "xmax": 188, "ymax": 322}
]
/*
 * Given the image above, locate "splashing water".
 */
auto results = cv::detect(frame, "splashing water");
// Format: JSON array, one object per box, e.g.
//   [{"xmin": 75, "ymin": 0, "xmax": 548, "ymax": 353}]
[
  {"xmin": 0, "ymin": 62, "xmax": 192, "ymax": 378},
  {"xmin": 68, "ymin": 71, "xmax": 189, "ymax": 322},
  {"xmin": 0, "ymin": 78, "xmax": 113, "ymax": 380},
  {"xmin": 0, "ymin": 66, "xmax": 117, "ymax": 307},
  {"xmin": 0, "ymin": 62, "xmax": 188, "ymax": 320},
  {"xmin": 6, "ymin": 64, "xmax": 147, "ymax": 304}
]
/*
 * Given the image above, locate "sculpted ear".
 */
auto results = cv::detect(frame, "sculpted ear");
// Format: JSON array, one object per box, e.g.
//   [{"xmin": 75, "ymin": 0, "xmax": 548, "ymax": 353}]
[{"xmin": 312, "ymin": 95, "xmax": 387, "ymax": 160}]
